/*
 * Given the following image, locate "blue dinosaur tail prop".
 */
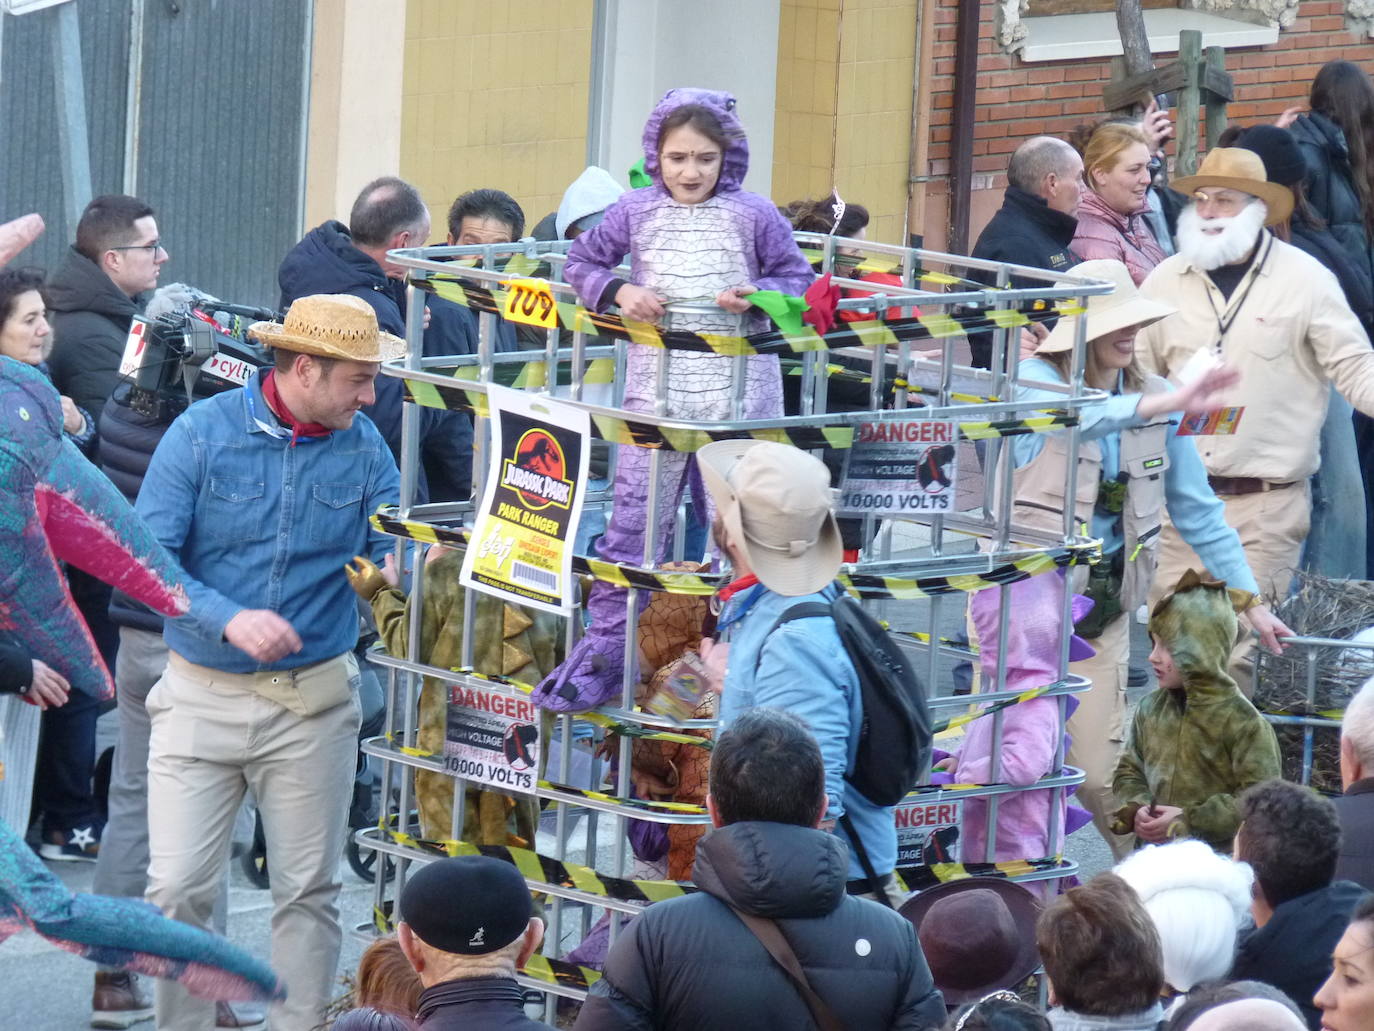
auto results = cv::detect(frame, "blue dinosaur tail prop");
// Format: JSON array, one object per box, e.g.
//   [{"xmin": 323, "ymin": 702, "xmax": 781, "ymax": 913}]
[
  {"xmin": 0, "ymin": 818, "xmax": 283, "ymax": 1002},
  {"xmin": 0, "ymin": 357, "xmax": 189, "ymax": 699}
]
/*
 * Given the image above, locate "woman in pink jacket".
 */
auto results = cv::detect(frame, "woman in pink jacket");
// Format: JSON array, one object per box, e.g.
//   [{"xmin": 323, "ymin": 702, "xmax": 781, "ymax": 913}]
[{"xmin": 1073, "ymin": 122, "xmax": 1169, "ymax": 285}]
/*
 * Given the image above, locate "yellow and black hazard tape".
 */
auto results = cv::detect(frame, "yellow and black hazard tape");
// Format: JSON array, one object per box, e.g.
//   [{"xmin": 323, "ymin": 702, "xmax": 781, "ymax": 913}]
[
  {"xmin": 1261, "ymin": 706, "xmax": 1344, "ymax": 721},
  {"xmin": 401, "ymin": 375, "xmax": 1080, "ymax": 449},
  {"xmin": 382, "ymin": 826, "xmax": 696, "ymax": 903},
  {"xmin": 372, "ymin": 508, "xmax": 1097, "ymax": 602},
  {"xmin": 449, "ymin": 356, "xmax": 616, "ymax": 390},
  {"xmin": 933, "ymin": 682, "xmax": 1060, "ymax": 735},
  {"xmin": 423, "ymin": 275, "xmax": 1083, "ymax": 359},
  {"xmin": 896, "ymin": 855, "xmax": 1070, "ymax": 893}
]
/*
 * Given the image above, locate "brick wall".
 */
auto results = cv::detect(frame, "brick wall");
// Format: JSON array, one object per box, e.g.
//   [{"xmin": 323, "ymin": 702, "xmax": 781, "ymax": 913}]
[{"xmin": 919, "ymin": 0, "xmax": 1374, "ymax": 249}]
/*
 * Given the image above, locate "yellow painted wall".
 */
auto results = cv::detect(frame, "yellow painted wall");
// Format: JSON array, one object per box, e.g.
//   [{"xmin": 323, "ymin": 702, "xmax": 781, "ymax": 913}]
[
  {"xmin": 400, "ymin": 1, "xmax": 594, "ymax": 238},
  {"xmin": 773, "ymin": 0, "xmax": 918, "ymax": 245}
]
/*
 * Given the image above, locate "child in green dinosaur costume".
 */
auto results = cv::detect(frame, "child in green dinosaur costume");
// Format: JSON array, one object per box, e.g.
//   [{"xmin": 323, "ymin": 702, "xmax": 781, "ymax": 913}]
[
  {"xmin": 1112, "ymin": 569, "xmax": 1281, "ymax": 852},
  {"xmin": 347, "ymin": 546, "xmax": 562, "ymax": 846}
]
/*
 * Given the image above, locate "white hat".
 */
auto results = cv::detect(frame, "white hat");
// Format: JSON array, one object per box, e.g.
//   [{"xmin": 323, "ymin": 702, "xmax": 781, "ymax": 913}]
[
  {"xmin": 1038, "ymin": 259, "xmax": 1176, "ymax": 354},
  {"xmin": 697, "ymin": 440, "xmax": 843, "ymax": 597}
]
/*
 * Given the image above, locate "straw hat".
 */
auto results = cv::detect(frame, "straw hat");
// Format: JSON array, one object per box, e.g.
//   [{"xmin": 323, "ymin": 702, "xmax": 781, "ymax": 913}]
[
  {"xmin": 248, "ymin": 293, "xmax": 406, "ymax": 363},
  {"xmin": 1037, "ymin": 259, "xmax": 1176, "ymax": 353},
  {"xmin": 1171, "ymin": 147, "xmax": 1295, "ymax": 226},
  {"xmin": 697, "ymin": 440, "xmax": 843, "ymax": 597}
]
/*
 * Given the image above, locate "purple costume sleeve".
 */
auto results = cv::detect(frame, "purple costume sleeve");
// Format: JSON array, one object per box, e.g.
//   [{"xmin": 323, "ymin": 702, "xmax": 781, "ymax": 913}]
[
  {"xmin": 748, "ymin": 196, "xmax": 815, "ymax": 297},
  {"xmin": 564, "ymin": 194, "xmax": 636, "ymax": 312}
]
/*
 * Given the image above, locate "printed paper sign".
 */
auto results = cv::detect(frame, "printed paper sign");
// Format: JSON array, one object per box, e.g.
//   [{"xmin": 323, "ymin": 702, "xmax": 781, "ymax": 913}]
[
  {"xmin": 894, "ymin": 798, "xmax": 961, "ymax": 867},
  {"xmin": 460, "ymin": 383, "xmax": 589, "ymax": 613},
  {"xmin": 1178, "ymin": 406, "xmax": 1245, "ymax": 436},
  {"xmin": 839, "ymin": 420, "xmax": 958, "ymax": 515},
  {"xmin": 502, "ymin": 279, "xmax": 558, "ymax": 329},
  {"xmin": 443, "ymin": 685, "xmax": 540, "ymax": 792}
]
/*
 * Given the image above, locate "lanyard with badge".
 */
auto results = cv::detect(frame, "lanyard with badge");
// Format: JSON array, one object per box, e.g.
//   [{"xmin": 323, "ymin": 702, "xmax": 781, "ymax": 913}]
[{"xmin": 1202, "ymin": 232, "xmax": 1271, "ymax": 357}]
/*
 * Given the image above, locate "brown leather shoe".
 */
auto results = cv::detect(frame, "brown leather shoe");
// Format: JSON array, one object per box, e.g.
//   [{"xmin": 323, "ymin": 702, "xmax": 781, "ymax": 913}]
[
  {"xmin": 91, "ymin": 971, "xmax": 154, "ymax": 1028},
  {"xmin": 216, "ymin": 1001, "xmax": 267, "ymax": 1030}
]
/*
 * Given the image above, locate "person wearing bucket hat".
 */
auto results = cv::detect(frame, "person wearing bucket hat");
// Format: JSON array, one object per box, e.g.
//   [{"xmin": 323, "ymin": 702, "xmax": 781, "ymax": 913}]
[
  {"xmin": 135, "ymin": 292, "xmax": 400, "ymax": 1028},
  {"xmin": 1136, "ymin": 145, "xmax": 1374, "ymax": 686},
  {"xmin": 1008, "ymin": 258, "xmax": 1283, "ymax": 861},
  {"xmin": 899, "ymin": 876, "xmax": 1042, "ymax": 1009},
  {"xmin": 691, "ymin": 440, "xmax": 911, "ymax": 903}
]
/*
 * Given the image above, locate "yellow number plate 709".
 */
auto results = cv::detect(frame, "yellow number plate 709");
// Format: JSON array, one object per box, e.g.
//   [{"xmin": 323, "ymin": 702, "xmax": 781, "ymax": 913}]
[{"xmin": 502, "ymin": 279, "xmax": 558, "ymax": 329}]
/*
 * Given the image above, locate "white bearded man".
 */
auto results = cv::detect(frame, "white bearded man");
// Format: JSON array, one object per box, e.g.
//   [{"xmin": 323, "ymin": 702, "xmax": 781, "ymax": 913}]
[{"xmin": 1136, "ymin": 148, "xmax": 1374, "ymax": 684}]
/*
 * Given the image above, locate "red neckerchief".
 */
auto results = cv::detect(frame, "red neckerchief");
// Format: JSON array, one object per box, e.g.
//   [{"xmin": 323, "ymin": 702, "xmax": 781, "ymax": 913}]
[
  {"xmin": 716, "ymin": 573, "xmax": 760, "ymax": 604},
  {"xmin": 261, "ymin": 369, "xmax": 331, "ymax": 447}
]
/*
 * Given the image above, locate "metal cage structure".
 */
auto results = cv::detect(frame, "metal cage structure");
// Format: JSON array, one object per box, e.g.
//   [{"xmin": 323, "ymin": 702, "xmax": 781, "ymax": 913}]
[{"xmin": 354, "ymin": 232, "xmax": 1115, "ymax": 1009}]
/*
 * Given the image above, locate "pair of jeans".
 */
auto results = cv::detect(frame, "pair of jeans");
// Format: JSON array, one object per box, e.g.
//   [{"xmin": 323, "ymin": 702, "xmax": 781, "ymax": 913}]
[{"xmin": 35, "ymin": 682, "xmax": 101, "ymax": 835}]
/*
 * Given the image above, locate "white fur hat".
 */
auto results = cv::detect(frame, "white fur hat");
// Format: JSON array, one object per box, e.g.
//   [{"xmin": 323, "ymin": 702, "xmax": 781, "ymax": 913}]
[{"xmin": 1114, "ymin": 840, "xmax": 1254, "ymax": 992}]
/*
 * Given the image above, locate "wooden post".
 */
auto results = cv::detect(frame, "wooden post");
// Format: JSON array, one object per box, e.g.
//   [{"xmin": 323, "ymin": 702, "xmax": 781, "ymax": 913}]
[
  {"xmin": 1115, "ymin": 0, "xmax": 1153, "ymax": 80},
  {"xmin": 1175, "ymin": 29, "xmax": 1203, "ymax": 177},
  {"xmin": 1204, "ymin": 45, "xmax": 1229, "ymax": 150}
]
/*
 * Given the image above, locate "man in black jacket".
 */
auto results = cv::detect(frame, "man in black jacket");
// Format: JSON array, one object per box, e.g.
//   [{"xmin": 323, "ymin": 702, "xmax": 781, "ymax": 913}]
[
  {"xmin": 47, "ymin": 194, "xmax": 168, "ymax": 428},
  {"xmin": 1335, "ymin": 679, "xmax": 1374, "ymax": 891},
  {"xmin": 1231, "ymin": 779, "xmax": 1367, "ymax": 1030},
  {"xmin": 968, "ymin": 136, "xmax": 1083, "ymax": 369},
  {"xmin": 574, "ymin": 708, "xmax": 945, "ymax": 1030},
  {"xmin": 397, "ymin": 855, "xmax": 552, "ymax": 1030},
  {"xmin": 278, "ymin": 176, "xmax": 475, "ymax": 502}
]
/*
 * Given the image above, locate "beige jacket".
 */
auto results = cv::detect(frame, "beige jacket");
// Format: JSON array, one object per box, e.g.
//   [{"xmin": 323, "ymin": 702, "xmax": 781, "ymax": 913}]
[
  {"xmin": 1136, "ymin": 235, "xmax": 1374, "ymax": 481},
  {"xmin": 1011, "ymin": 377, "xmax": 1172, "ymax": 611}
]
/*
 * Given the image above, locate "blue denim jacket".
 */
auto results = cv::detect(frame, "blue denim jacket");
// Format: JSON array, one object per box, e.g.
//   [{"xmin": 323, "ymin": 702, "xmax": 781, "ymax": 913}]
[
  {"xmin": 719, "ymin": 583, "xmax": 897, "ymax": 880},
  {"xmin": 136, "ymin": 369, "xmax": 399, "ymax": 672}
]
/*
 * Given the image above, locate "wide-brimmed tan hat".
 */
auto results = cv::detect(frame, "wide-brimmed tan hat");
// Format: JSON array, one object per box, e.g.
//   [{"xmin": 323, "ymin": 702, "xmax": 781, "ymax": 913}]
[
  {"xmin": 1038, "ymin": 259, "xmax": 1177, "ymax": 354},
  {"xmin": 1171, "ymin": 147, "xmax": 1295, "ymax": 226},
  {"xmin": 248, "ymin": 293, "xmax": 406, "ymax": 362},
  {"xmin": 697, "ymin": 440, "xmax": 843, "ymax": 597}
]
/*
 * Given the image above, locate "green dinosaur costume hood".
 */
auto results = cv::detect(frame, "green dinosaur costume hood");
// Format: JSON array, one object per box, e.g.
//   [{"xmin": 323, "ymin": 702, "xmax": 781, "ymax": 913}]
[{"xmin": 1148, "ymin": 569, "xmax": 1239, "ymax": 703}]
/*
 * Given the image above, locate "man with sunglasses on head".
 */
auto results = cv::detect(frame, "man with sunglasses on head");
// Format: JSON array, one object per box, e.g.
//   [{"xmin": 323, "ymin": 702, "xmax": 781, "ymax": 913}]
[{"xmin": 47, "ymin": 194, "xmax": 169, "ymax": 428}]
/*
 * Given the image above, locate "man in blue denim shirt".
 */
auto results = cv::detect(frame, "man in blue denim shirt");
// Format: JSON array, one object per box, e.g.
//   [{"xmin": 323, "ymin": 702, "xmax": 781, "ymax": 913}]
[
  {"xmin": 136, "ymin": 293, "xmax": 400, "ymax": 1030},
  {"xmin": 697, "ymin": 440, "xmax": 901, "ymax": 906}
]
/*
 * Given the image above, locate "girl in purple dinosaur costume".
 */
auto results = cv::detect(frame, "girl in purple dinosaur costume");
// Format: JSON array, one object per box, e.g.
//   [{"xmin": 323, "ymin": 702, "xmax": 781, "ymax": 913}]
[{"xmin": 533, "ymin": 87, "xmax": 813, "ymax": 712}]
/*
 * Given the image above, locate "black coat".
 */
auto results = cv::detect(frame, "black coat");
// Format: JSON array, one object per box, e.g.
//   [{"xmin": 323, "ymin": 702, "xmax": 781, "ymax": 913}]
[
  {"xmin": 277, "ymin": 221, "xmax": 477, "ymax": 502},
  {"xmin": 46, "ymin": 247, "xmax": 142, "ymax": 429},
  {"xmin": 1333, "ymin": 779, "xmax": 1374, "ymax": 893},
  {"xmin": 1231, "ymin": 879, "xmax": 1367, "ymax": 1030},
  {"xmin": 573, "ymin": 822, "xmax": 945, "ymax": 1031},
  {"xmin": 415, "ymin": 976, "xmax": 552, "ymax": 1030},
  {"xmin": 1290, "ymin": 112, "xmax": 1374, "ymax": 287},
  {"xmin": 967, "ymin": 187, "xmax": 1080, "ymax": 369},
  {"xmin": 0, "ymin": 630, "xmax": 32, "ymax": 694}
]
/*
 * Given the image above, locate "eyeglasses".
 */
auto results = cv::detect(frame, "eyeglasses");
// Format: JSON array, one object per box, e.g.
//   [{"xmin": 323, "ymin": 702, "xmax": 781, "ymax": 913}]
[
  {"xmin": 109, "ymin": 240, "xmax": 164, "ymax": 254},
  {"xmin": 952, "ymin": 989, "xmax": 1024, "ymax": 1031}
]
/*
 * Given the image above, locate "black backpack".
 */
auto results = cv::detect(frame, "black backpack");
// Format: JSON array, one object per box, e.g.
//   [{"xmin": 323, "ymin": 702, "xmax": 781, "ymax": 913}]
[{"xmin": 756, "ymin": 592, "xmax": 934, "ymax": 808}]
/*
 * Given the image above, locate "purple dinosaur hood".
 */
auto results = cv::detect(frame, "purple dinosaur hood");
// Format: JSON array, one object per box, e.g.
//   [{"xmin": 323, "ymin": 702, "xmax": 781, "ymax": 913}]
[{"xmin": 640, "ymin": 87, "xmax": 749, "ymax": 193}]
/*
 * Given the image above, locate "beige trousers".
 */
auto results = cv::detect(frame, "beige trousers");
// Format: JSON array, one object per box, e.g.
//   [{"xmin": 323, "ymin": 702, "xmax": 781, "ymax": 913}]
[
  {"xmin": 146, "ymin": 652, "xmax": 360, "ymax": 1031},
  {"xmin": 1066, "ymin": 609, "xmax": 1135, "ymax": 861},
  {"xmin": 1148, "ymin": 482, "xmax": 1310, "ymax": 694}
]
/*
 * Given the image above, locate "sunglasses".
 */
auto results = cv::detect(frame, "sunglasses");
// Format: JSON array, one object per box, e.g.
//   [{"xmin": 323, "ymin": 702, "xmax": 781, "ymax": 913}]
[{"xmin": 952, "ymin": 989, "xmax": 1024, "ymax": 1031}]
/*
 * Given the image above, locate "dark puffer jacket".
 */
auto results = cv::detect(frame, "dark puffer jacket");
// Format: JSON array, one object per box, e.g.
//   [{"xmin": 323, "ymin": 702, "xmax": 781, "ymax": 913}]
[
  {"xmin": 573, "ymin": 822, "xmax": 945, "ymax": 1031},
  {"xmin": 100, "ymin": 383, "xmax": 173, "ymax": 632},
  {"xmin": 1290, "ymin": 111, "xmax": 1374, "ymax": 286},
  {"xmin": 277, "ymin": 221, "xmax": 475, "ymax": 502},
  {"xmin": 46, "ymin": 246, "xmax": 142, "ymax": 429}
]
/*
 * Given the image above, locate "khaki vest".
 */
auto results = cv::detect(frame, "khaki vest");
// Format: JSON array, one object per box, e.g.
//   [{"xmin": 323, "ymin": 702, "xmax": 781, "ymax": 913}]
[{"xmin": 1008, "ymin": 375, "xmax": 1172, "ymax": 611}]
